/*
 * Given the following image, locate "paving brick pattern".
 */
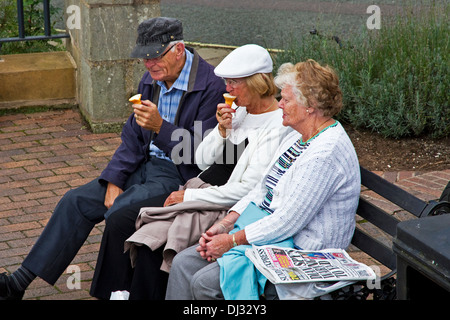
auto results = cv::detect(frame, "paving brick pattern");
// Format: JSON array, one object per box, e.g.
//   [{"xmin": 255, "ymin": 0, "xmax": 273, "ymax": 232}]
[
  {"xmin": 0, "ymin": 109, "xmax": 119, "ymax": 300},
  {"xmin": 1, "ymin": 109, "xmax": 449, "ymax": 300}
]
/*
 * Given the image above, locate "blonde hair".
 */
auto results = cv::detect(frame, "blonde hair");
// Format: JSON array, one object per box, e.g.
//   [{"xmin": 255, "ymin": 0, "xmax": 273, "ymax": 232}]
[
  {"xmin": 244, "ymin": 72, "xmax": 278, "ymax": 98},
  {"xmin": 274, "ymin": 59, "xmax": 343, "ymax": 116}
]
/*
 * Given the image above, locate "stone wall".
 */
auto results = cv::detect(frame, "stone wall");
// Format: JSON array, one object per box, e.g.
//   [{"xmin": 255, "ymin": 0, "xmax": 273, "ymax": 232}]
[{"xmin": 65, "ymin": 0, "xmax": 160, "ymax": 133}]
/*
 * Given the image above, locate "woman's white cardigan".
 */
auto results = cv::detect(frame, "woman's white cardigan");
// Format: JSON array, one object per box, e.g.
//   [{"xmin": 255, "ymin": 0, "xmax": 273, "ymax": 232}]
[
  {"xmin": 183, "ymin": 108, "xmax": 291, "ymax": 206},
  {"xmin": 231, "ymin": 122, "xmax": 361, "ymax": 251}
]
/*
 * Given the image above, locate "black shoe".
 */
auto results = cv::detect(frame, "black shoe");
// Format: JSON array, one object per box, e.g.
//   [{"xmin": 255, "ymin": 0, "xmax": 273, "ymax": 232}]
[{"xmin": 0, "ymin": 273, "xmax": 24, "ymax": 300}]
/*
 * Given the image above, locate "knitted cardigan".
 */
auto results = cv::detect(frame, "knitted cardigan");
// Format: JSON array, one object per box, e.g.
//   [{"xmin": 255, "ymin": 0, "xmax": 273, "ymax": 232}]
[{"xmin": 230, "ymin": 121, "xmax": 361, "ymax": 251}]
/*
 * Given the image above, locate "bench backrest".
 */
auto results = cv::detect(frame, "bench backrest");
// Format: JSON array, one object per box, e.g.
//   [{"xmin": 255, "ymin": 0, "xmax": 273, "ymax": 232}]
[{"xmin": 351, "ymin": 166, "xmax": 449, "ymax": 271}]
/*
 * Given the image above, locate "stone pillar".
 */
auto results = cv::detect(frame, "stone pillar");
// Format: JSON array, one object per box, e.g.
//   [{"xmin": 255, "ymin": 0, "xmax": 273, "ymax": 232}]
[{"xmin": 65, "ymin": 0, "xmax": 160, "ymax": 133}]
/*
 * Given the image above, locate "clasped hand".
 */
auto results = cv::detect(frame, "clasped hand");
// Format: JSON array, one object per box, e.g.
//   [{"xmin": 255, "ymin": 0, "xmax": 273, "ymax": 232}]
[{"xmin": 196, "ymin": 223, "xmax": 233, "ymax": 262}]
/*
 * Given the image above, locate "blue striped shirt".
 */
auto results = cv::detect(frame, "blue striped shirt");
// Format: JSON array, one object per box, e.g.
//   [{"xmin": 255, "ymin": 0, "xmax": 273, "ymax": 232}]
[
  {"xmin": 259, "ymin": 139, "xmax": 308, "ymax": 214},
  {"xmin": 149, "ymin": 49, "xmax": 194, "ymax": 160}
]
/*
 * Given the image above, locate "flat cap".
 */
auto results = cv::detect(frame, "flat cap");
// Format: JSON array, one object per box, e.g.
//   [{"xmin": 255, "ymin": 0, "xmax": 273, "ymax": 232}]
[
  {"xmin": 130, "ymin": 17, "xmax": 183, "ymax": 59},
  {"xmin": 214, "ymin": 44, "xmax": 273, "ymax": 78}
]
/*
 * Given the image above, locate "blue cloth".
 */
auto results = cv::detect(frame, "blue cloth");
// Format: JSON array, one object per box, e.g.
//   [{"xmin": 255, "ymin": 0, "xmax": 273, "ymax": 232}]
[
  {"xmin": 150, "ymin": 49, "xmax": 194, "ymax": 160},
  {"xmin": 217, "ymin": 202, "xmax": 294, "ymax": 300}
]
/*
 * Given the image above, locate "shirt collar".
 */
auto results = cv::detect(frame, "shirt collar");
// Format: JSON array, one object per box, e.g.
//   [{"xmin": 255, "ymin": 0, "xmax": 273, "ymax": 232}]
[{"xmin": 157, "ymin": 49, "xmax": 193, "ymax": 92}]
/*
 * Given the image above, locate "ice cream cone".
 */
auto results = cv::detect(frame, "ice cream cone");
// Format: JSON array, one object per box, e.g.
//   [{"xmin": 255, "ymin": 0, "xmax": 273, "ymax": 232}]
[
  {"xmin": 129, "ymin": 94, "xmax": 142, "ymax": 104},
  {"xmin": 223, "ymin": 93, "xmax": 236, "ymax": 107}
]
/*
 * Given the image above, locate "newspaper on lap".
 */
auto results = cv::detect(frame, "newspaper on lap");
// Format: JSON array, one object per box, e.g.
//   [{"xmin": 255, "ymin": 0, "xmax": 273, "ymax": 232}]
[{"xmin": 245, "ymin": 245, "xmax": 377, "ymax": 299}]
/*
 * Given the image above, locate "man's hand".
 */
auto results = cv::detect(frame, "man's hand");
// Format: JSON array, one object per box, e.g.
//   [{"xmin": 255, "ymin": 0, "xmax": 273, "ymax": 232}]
[
  {"xmin": 163, "ymin": 190, "xmax": 185, "ymax": 207},
  {"xmin": 133, "ymin": 100, "xmax": 164, "ymax": 133},
  {"xmin": 104, "ymin": 182, "xmax": 123, "ymax": 209}
]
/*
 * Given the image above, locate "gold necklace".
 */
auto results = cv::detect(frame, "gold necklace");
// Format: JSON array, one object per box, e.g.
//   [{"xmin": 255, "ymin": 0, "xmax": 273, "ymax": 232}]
[
  {"xmin": 303, "ymin": 118, "xmax": 332, "ymax": 143},
  {"xmin": 259, "ymin": 98, "xmax": 277, "ymax": 114}
]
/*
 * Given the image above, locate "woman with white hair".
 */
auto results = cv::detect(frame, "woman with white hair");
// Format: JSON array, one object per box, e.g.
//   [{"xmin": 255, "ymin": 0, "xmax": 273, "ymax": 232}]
[{"xmin": 166, "ymin": 59, "xmax": 361, "ymax": 300}]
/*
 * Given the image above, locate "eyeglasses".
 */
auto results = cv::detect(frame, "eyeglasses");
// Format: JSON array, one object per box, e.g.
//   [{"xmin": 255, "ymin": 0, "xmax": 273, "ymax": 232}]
[
  {"xmin": 223, "ymin": 78, "xmax": 244, "ymax": 88},
  {"xmin": 142, "ymin": 44, "xmax": 176, "ymax": 62}
]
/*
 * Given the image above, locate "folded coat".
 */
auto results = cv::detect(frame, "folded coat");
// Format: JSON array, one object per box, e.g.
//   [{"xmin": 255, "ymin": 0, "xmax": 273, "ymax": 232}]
[{"xmin": 124, "ymin": 177, "xmax": 230, "ymax": 272}]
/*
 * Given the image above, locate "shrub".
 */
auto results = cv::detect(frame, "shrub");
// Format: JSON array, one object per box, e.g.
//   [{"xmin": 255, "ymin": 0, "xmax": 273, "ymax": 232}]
[
  {"xmin": 273, "ymin": 3, "xmax": 449, "ymax": 138},
  {"xmin": 0, "ymin": 0, "xmax": 64, "ymax": 54}
]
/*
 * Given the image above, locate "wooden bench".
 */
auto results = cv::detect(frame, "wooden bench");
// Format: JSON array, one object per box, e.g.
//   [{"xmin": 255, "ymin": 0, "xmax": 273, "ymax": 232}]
[{"xmin": 264, "ymin": 166, "xmax": 450, "ymax": 300}]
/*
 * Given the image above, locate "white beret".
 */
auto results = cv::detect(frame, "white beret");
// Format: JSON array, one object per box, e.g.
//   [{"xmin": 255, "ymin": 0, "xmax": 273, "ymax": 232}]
[{"xmin": 214, "ymin": 44, "xmax": 273, "ymax": 78}]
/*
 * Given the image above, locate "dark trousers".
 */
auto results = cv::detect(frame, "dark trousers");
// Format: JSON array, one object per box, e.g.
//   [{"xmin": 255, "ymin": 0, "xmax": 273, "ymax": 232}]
[
  {"xmin": 22, "ymin": 158, "xmax": 183, "ymax": 287},
  {"xmin": 89, "ymin": 192, "xmax": 169, "ymax": 300}
]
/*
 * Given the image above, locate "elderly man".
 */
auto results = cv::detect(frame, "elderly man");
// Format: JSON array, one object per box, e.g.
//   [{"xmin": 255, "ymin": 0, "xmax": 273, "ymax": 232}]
[{"xmin": 0, "ymin": 17, "xmax": 225, "ymax": 300}]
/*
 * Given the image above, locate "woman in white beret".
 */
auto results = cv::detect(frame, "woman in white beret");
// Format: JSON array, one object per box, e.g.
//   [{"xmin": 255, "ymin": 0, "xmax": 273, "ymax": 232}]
[
  {"xmin": 163, "ymin": 43, "xmax": 290, "ymax": 208},
  {"xmin": 165, "ymin": 59, "xmax": 361, "ymax": 300},
  {"xmin": 90, "ymin": 44, "xmax": 291, "ymax": 300}
]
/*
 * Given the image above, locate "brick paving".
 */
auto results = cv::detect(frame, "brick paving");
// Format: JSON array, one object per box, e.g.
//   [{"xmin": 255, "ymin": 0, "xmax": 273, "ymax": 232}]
[
  {"xmin": 1, "ymin": 108, "xmax": 449, "ymax": 300},
  {"xmin": 0, "ymin": 109, "xmax": 118, "ymax": 300}
]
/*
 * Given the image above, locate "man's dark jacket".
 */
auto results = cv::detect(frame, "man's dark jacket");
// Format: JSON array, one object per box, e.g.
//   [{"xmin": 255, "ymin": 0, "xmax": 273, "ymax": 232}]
[{"xmin": 99, "ymin": 47, "xmax": 226, "ymax": 189}]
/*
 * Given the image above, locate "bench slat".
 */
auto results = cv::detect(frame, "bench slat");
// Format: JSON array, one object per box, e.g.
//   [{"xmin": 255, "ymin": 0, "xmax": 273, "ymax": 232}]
[
  {"xmin": 360, "ymin": 167, "xmax": 427, "ymax": 217},
  {"xmin": 351, "ymin": 228, "xmax": 397, "ymax": 271},
  {"xmin": 357, "ymin": 198, "xmax": 400, "ymax": 236}
]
